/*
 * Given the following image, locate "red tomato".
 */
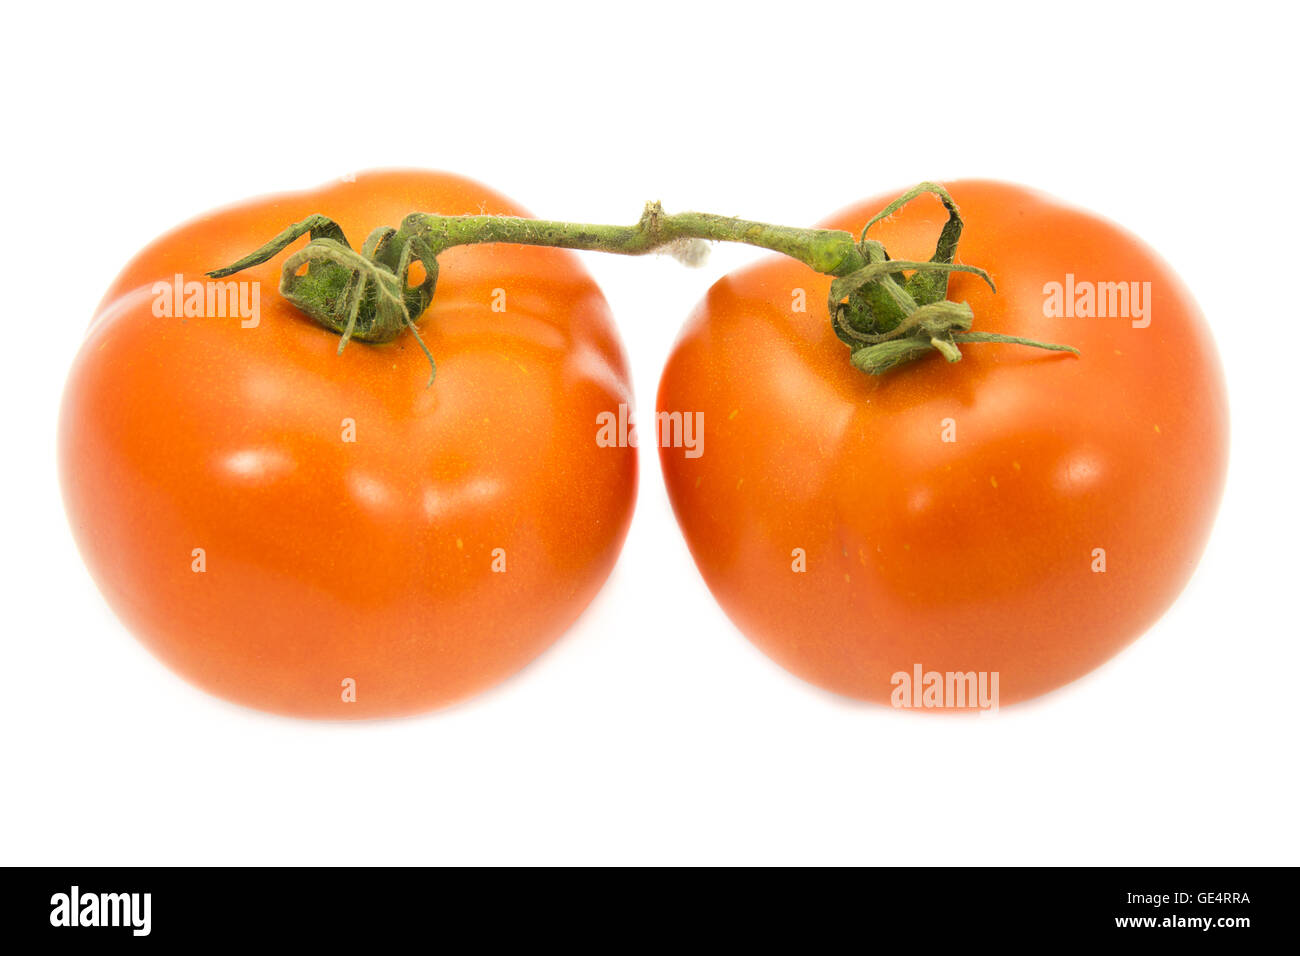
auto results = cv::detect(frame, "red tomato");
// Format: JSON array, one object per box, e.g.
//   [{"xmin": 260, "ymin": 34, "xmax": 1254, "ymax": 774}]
[
  {"xmin": 60, "ymin": 171, "xmax": 636, "ymax": 718},
  {"xmin": 657, "ymin": 181, "xmax": 1227, "ymax": 707}
]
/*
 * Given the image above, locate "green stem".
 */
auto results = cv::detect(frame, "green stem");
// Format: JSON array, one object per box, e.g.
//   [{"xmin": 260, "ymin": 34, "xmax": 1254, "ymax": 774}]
[
  {"xmin": 391, "ymin": 203, "xmax": 868, "ymax": 277},
  {"xmin": 208, "ymin": 184, "xmax": 1079, "ymax": 383}
]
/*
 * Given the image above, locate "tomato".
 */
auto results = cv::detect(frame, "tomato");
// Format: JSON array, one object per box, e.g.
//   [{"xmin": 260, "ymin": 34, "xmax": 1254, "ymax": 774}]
[
  {"xmin": 60, "ymin": 170, "xmax": 636, "ymax": 718},
  {"xmin": 656, "ymin": 180, "xmax": 1227, "ymax": 707}
]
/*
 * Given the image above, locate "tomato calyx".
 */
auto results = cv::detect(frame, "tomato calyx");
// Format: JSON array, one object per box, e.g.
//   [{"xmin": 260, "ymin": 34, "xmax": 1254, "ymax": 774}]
[
  {"xmin": 829, "ymin": 184, "xmax": 1078, "ymax": 374},
  {"xmin": 209, "ymin": 215, "xmax": 442, "ymax": 381}
]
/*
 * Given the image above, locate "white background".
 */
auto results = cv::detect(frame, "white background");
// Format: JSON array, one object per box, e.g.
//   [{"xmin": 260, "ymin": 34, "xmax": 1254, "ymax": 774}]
[{"xmin": 2, "ymin": 1, "xmax": 1296, "ymax": 866}]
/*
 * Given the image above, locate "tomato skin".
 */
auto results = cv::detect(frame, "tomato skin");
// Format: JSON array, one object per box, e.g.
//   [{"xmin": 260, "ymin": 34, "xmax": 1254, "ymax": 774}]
[
  {"xmin": 657, "ymin": 181, "xmax": 1228, "ymax": 707},
  {"xmin": 60, "ymin": 171, "xmax": 636, "ymax": 718}
]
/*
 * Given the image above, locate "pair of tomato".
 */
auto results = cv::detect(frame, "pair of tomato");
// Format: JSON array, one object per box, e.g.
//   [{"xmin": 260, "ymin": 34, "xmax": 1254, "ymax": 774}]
[{"xmin": 59, "ymin": 171, "xmax": 1227, "ymax": 717}]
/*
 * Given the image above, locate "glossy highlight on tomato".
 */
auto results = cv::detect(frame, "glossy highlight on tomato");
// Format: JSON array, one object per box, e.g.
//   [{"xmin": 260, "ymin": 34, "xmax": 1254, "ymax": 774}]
[
  {"xmin": 60, "ymin": 171, "xmax": 637, "ymax": 718},
  {"xmin": 657, "ymin": 180, "xmax": 1227, "ymax": 707}
]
